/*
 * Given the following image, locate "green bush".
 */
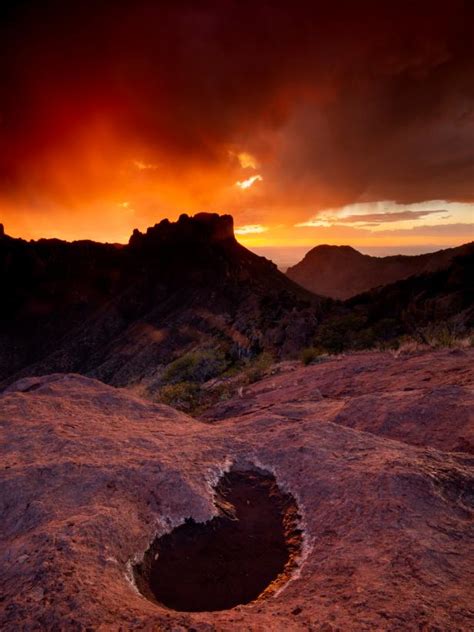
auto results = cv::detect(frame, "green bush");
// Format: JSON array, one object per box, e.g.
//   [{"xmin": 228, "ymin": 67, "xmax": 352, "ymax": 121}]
[
  {"xmin": 301, "ymin": 347, "xmax": 322, "ymax": 366},
  {"xmin": 376, "ymin": 337, "xmax": 401, "ymax": 351},
  {"xmin": 423, "ymin": 324, "xmax": 458, "ymax": 348},
  {"xmin": 158, "ymin": 381, "xmax": 202, "ymax": 411},
  {"xmin": 162, "ymin": 349, "xmax": 228, "ymax": 384},
  {"xmin": 351, "ymin": 327, "xmax": 377, "ymax": 350},
  {"xmin": 314, "ymin": 314, "xmax": 365, "ymax": 353},
  {"xmin": 208, "ymin": 382, "xmax": 235, "ymax": 403},
  {"xmin": 312, "ymin": 313, "xmax": 402, "ymax": 353},
  {"xmin": 243, "ymin": 351, "xmax": 274, "ymax": 384},
  {"xmin": 371, "ymin": 318, "xmax": 400, "ymax": 341}
]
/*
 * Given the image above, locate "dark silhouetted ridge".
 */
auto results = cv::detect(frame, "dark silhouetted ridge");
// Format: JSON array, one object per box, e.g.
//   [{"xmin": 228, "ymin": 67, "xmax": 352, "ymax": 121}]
[
  {"xmin": 0, "ymin": 214, "xmax": 325, "ymax": 391},
  {"xmin": 287, "ymin": 242, "xmax": 474, "ymax": 299}
]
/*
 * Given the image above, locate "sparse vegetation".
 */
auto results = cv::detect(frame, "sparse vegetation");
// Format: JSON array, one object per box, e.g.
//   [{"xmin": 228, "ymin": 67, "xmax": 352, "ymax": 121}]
[
  {"xmin": 421, "ymin": 323, "xmax": 463, "ymax": 349},
  {"xmin": 156, "ymin": 348, "xmax": 278, "ymax": 412},
  {"xmin": 158, "ymin": 381, "xmax": 202, "ymax": 411},
  {"xmin": 157, "ymin": 347, "xmax": 231, "ymax": 412},
  {"xmin": 312, "ymin": 313, "xmax": 368, "ymax": 354},
  {"xmin": 243, "ymin": 351, "xmax": 274, "ymax": 384},
  {"xmin": 156, "ymin": 320, "xmax": 474, "ymax": 413},
  {"xmin": 301, "ymin": 347, "xmax": 323, "ymax": 365},
  {"xmin": 307, "ymin": 309, "xmax": 474, "ymax": 356},
  {"xmin": 161, "ymin": 349, "xmax": 228, "ymax": 385}
]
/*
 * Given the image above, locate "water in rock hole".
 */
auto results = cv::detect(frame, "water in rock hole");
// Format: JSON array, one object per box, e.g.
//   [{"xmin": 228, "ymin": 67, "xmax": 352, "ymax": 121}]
[{"xmin": 133, "ymin": 469, "xmax": 302, "ymax": 612}]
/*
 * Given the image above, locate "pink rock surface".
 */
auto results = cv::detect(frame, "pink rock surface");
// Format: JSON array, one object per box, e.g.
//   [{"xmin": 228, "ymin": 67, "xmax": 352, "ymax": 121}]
[
  {"xmin": 205, "ymin": 349, "xmax": 474, "ymax": 454},
  {"xmin": 1, "ymin": 351, "xmax": 474, "ymax": 630}
]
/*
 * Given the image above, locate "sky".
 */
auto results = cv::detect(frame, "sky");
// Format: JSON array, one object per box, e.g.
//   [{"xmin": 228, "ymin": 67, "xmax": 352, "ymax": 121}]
[{"xmin": 0, "ymin": 0, "xmax": 473, "ymax": 259}]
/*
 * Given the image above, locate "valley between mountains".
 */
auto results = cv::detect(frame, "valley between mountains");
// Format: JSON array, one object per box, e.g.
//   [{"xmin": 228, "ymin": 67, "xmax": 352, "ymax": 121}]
[{"xmin": 1, "ymin": 214, "xmax": 473, "ymax": 631}]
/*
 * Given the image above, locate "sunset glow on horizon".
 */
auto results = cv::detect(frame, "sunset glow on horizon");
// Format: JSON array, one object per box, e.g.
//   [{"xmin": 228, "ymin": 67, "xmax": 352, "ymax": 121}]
[{"xmin": 0, "ymin": 1, "xmax": 473, "ymax": 255}]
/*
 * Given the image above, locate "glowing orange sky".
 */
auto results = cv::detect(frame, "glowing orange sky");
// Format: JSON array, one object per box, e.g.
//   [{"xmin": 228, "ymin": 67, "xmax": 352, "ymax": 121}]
[{"xmin": 1, "ymin": 1, "xmax": 473, "ymax": 253}]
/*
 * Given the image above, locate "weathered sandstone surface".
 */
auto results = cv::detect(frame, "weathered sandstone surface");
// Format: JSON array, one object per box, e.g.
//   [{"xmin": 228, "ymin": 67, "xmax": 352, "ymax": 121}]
[
  {"xmin": 205, "ymin": 349, "xmax": 474, "ymax": 455},
  {"xmin": 1, "ymin": 349, "xmax": 473, "ymax": 631}
]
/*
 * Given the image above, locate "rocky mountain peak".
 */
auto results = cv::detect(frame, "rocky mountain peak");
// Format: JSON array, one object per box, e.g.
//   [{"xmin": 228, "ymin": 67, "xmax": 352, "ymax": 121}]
[
  {"xmin": 287, "ymin": 242, "xmax": 474, "ymax": 299},
  {"xmin": 129, "ymin": 213, "xmax": 236, "ymax": 248}
]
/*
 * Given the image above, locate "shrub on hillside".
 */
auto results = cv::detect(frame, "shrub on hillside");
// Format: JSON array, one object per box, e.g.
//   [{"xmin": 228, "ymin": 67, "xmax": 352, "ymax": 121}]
[
  {"xmin": 162, "ymin": 349, "xmax": 228, "ymax": 384},
  {"xmin": 422, "ymin": 323, "xmax": 461, "ymax": 348},
  {"xmin": 314, "ymin": 313, "xmax": 367, "ymax": 353},
  {"xmin": 301, "ymin": 347, "xmax": 323, "ymax": 366},
  {"xmin": 243, "ymin": 351, "xmax": 274, "ymax": 384},
  {"xmin": 158, "ymin": 381, "xmax": 202, "ymax": 411}
]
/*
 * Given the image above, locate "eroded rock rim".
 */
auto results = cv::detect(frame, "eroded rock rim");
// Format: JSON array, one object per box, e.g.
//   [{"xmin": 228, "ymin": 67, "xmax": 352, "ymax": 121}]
[{"xmin": 132, "ymin": 467, "xmax": 303, "ymax": 612}]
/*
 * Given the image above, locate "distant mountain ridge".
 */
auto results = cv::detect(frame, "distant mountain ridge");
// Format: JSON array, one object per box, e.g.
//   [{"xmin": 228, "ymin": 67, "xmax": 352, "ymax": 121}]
[
  {"xmin": 286, "ymin": 242, "xmax": 474, "ymax": 299},
  {"xmin": 1, "ymin": 214, "xmax": 473, "ymax": 395},
  {"xmin": 0, "ymin": 213, "xmax": 324, "ymax": 393}
]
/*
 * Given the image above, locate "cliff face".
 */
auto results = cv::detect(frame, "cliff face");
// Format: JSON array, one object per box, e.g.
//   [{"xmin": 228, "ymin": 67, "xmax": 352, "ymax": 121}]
[
  {"xmin": 129, "ymin": 212, "xmax": 236, "ymax": 247},
  {"xmin": 287, "ymin": 242, "xmax": 474, "ymax": 299},
  {"xmin": 0, "ymin": 214, "xmax": 324, "ymax": 389}
]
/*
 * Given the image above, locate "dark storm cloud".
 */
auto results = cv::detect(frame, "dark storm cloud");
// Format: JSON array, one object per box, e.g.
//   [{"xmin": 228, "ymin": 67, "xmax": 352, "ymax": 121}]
[{"xmin": 0, "ymin": 0, "xmax": 473, "ymax": 214}]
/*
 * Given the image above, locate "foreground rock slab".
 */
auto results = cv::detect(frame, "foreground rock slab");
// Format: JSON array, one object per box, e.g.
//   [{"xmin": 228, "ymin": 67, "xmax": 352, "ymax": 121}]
[
  {"xmin": 205, "ymin": 349, "xmax": 474, "ymax": 454},
  {"xmin": 1, "ymin": 356, "xmax": 474, "ymax": 630}
]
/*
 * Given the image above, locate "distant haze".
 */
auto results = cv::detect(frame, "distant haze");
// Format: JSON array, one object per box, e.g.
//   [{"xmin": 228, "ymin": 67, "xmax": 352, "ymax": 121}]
[{"xmin": 250, "ymin": 244, "xmax": 462, "ymax": 271}]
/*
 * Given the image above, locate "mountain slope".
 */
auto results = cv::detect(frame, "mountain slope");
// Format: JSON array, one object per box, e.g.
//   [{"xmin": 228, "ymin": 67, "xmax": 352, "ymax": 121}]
[
  {"xmin": 309, "ymin": 249, "xmax": 474, "ymax": 353},
  {"xmin": 0, "ymin": 213, "xmax": 325, "ymax": 391},
  {"xmin": 286, "ymin": 242, "xmax": 474, "ymax": 299}
]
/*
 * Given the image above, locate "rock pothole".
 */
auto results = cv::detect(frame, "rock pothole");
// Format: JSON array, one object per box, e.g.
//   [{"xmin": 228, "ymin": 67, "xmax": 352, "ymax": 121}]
[{"xmin": 133, "ymin": 469, "xmax": 302, "ymax": 612}]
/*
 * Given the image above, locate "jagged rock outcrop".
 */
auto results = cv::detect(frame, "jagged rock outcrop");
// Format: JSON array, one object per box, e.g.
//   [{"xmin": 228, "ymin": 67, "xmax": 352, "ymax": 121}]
[
  {"xmin": 0, "ymin": 214, "xmax": 325, "ymax": 391},
  {"xmin": 129, "ymin": 212, "xmax": 236, "ymax": 247},
  {"xmin": 287, "ymin": 242, "xmax": 474, "ymax": 299}
]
